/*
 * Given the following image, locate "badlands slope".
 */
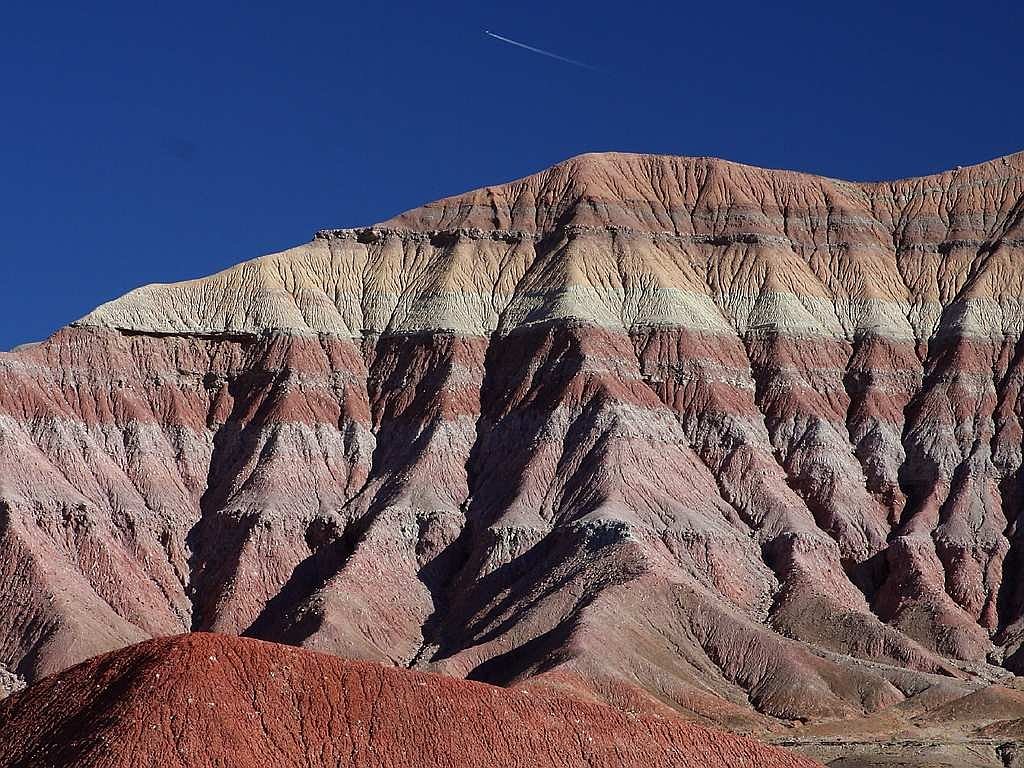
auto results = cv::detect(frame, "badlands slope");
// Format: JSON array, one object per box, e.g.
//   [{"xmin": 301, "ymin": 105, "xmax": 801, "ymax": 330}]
[
  {"xmin": 0, "ymin": 633, "xmax": 822, "ymax": 767},
  {"xmin": 2, "ymin": 151, "xmax": 1024, "ymax": 761}
]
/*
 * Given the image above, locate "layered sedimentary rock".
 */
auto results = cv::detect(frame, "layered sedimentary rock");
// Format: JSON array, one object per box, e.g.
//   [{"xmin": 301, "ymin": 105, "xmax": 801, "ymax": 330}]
[
  {"xmin": 2, "ymin": 151, "xmax": 1024, "ymax": 740},
  {"xmin": 0, "ymin": 633, "xmax": 822, "ymax": 767}
]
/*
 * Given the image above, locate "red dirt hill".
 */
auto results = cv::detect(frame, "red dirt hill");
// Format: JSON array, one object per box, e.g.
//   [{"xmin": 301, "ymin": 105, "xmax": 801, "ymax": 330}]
[{"xmin": 0, "ymin": 633, "xmax": 820, "ymax": 768}]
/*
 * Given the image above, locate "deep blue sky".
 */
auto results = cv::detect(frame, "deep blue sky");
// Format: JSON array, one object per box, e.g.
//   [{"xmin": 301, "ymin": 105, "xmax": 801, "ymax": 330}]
[{"xmin": 2, "ymin": 0, "xmax": 1021, "ymax": 349}]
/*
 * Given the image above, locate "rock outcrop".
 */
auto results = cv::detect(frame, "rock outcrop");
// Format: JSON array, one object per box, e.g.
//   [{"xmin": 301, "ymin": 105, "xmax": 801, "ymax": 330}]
[
  {"xmin": 2, "ymin": 151, "xmax": 1024, "ymax": 738},
  {"xmin": 0, "ymin": 633, "xmax": 822, "ymax": 768},
  {"xmin": 0, "ymin": 664, "xmax": 22, "ymax": 698}
]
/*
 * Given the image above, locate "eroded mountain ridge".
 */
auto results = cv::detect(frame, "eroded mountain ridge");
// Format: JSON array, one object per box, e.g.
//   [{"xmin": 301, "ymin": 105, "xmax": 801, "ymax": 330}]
[{"xmin": 3, "ymin": 152, "xmax": 1024, "ymax": 745}]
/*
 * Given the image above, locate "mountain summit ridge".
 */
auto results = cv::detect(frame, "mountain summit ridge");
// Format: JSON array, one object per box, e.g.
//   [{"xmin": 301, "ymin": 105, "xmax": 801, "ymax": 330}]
[{"xmin": 76, "ymin": 149, "xmax": 1024, "ymax": 344}]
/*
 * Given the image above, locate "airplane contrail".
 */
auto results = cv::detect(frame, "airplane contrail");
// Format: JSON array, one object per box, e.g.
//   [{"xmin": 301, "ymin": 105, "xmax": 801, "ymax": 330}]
[{"xmin": 483, "ymin": 30, "xmax": 598, "ymax": 71}]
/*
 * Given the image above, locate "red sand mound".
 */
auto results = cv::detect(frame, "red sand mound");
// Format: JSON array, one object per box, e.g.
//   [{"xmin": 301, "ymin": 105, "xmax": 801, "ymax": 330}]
[{"xmin": 0, "ymin": 632, "xmax": 820, "ymax": 768}]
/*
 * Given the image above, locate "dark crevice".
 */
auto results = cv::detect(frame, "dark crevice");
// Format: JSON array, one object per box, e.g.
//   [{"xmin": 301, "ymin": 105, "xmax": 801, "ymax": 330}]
[
  {"xmin": 241, "ymin": 510, "xmax": 374, "ymax": 643},
  {"xmin": 185, "ymin": 355, "xmax": 291, "ymax": 631}
]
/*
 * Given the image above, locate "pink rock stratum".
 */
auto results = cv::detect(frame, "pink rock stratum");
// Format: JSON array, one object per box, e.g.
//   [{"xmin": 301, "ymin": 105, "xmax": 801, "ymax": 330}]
[{"xmin": 3, "ymin": 151, "xmax": 1024, "ymax": 763}]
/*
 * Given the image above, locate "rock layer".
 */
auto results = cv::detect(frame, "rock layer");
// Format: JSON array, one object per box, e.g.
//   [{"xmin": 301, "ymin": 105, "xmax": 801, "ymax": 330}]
[
  {"xmin": 0, "ymin": 633, "xmax": 822, "ymax": 768},
  {"xmin": 2, "ymin": 151, "xmax": 1024, "ymax": 732}
]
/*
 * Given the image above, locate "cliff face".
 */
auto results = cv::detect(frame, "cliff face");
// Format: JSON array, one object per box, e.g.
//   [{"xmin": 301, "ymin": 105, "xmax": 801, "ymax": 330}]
[
  {"xmin": 3, "ymin": 151, "xmax": 1024, "ymax": 729},
  {"xmin": 0, "ymin": 633, "xmax": 823, "ymax": 768}
]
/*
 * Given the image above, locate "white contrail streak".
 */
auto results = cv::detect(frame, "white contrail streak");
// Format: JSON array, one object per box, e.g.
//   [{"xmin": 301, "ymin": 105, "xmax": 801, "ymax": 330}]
[{"xmin": 483, "ymin": 30, "xmax": 598, "ymax": 71}]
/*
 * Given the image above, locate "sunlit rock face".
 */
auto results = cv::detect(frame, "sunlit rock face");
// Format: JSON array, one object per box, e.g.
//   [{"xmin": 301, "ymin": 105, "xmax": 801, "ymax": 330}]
[{"xmin": 2, "ymin": 150, "xmax": 1024, "ymax": 731}]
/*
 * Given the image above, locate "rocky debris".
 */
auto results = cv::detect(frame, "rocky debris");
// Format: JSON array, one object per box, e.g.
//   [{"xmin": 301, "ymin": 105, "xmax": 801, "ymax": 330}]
[
  {"xmin": 0, "ymin": 663, "xmax": 23, "ymax": 698},
  {"xmin": 1, "ymin": 151, "xmax": 1024, "ymax": 748},
  {"xmin": 786, "ymin": 738, "xmax": 1020, "ymax": 768},
  {"xmin": 0, "ymin": 633, "xmax": 822, "ymax": 768}
]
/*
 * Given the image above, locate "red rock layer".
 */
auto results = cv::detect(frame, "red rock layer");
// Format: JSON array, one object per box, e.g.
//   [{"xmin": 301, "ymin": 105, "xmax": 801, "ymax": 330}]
[{"xmin": 0, "ymin": 633, "xmax": 822, "ymax": 768}]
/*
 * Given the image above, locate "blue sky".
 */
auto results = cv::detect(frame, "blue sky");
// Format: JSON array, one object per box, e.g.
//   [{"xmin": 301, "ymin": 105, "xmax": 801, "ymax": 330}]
[{"xmin": 1, "ymin": 0, "xmax": 1021, "ymax": 349}]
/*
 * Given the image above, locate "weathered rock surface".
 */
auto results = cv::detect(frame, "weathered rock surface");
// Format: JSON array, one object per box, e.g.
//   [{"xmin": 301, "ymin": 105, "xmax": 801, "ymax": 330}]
[
  {"xmin": 0, "ymin": 663, "xmax": 22, "ymax": 698},
  {"xmin": 3, "ymin": 151, "xmax": 1024, "ymax": 751},
  {"xmin": 0, "ymin": 633, "xmax": 822, "ymax": 768}
]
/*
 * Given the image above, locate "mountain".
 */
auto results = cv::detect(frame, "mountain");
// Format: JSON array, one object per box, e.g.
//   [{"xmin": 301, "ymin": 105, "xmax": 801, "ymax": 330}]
[
  {"xmin": 0, "ymin": 633, "xmax": 822, "ymax": 767},
  {"xmin": 2, "ymin": 151, "xmax": 1024, "ymax": 761}
]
